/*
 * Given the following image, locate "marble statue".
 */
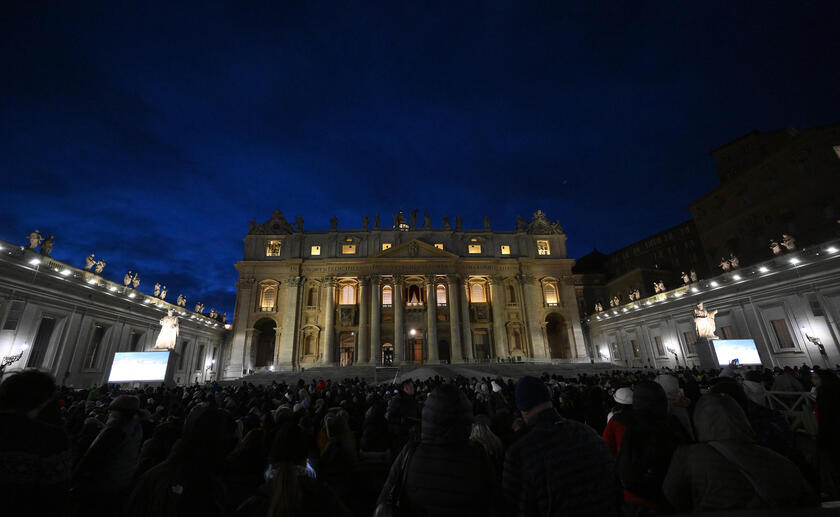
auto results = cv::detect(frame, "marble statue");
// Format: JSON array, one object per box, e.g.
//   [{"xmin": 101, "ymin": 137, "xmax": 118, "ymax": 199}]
[
  {"xmin": 195, "ymin": 302, "xmax": 202, "ymax": 312},
  {"xmin": 594, "ymin": 302, "xmax": 603, "ymax": 312},
  {"xmin": 176, "ymin": 294, "xmax": 186, "ymax": 307},
  {"xmin": 483, "ymin": 216, "xmax": 491, "ymax": 230},
  {"xmin": 658, "ymin": 280, "xmax": 666, "ymax": 292},
  {"xmin": 516, "ymin": 215, "xmax": 526, "ymax": 232},
  {"xmin": 94, "ymin": 259, "xmax": 106, "ymax": 274},
  {"xmin": 455, "ymin": 216, "xmax": 463, "ymax": 231},
  {"xmin": 39, "ymin": 236, "xmax": 54, "ymax": 256},
  {"xmin": 653, "ymin": 281, "xmax": 661, "ymax": 294},
  {"xmin": 160, "ymin": 286, "xmax": 167, "ymax": 300},
  {"xmin": 209, "ymin": 308, "xmax": 216, "ymax": 318},
  {"xmin": 222, "ymin": 313, "xmax": 228, "ymax": 323},
  {"xmin": 608, "ymin": 298, "xmax": 615, "ymax": 308},
  {"xmin": 295, "ymin": 216, "xmax": 304, "ymax": 232},
  {"xmin": 613, "ymin": 295, "xmax": 621, "ymax": 306},
  {"xmin": 729, "ymin": 253, "xmax": 740, "ymax": 269},
  {"xmin": 633, "ymin": 288, "xmax": 640, "ymax": 300},
  {"xmin": 770, "ymin": 240, "xmax": 782, "ymax": 255},
  {"xmin": 362, "ymin": 215, "xmax": 369, "ymax": 229},
  {"xmin": 131, "ymin": 273, "xmax": 140, "ymax": 289},
  {"xmin": 782, "ymin": 234, "xmax": 796, "ymax": 251},
  {"xmin": 442, "ymin": 215, "xmax": 451, "ymax": 230},
  {"xmin": 85, "ymin": 254, "xmax": 96, "ymax": 271},
  {"xmin": 374, "ymin": 214, "xmax": 380, "ymax": 228},
  {"xmin": 719, "ymin": 258, "xmax": 731, "ymax": 272},
  {"xmin": 330, "ymin": 215, "xmax": 338, "ymax": 230},
  {"xmin": 154, "ymin": 283, "xmax": 161, "ymax": 297},
  {"xmin": 693, "ymin": 302, "xmax": 718, "ymax": 339},
  {"xmin": 690, "ymin": 269, "xmax": 698, "ymax": 283},
  {"xmin": 424, "ymin": 213, "xmax": 431, "ymax": 229},
  {"xmin": 410, "ymin": 210, "xmax": 418, "ymax": 229},
  {"xmin": 153, "ymin": 310, "xmax": 179, "ymax": 350},
  {"xmin": 123, "ymin": 271, "xmax": 133, "ymax": 287},
  {"xmin": 27, "ymin": 230, "xmax": 43, "ymax": 249},
  {"xmin": 681, "ymin": 271, "xmax": 690, "ymax": 284}
]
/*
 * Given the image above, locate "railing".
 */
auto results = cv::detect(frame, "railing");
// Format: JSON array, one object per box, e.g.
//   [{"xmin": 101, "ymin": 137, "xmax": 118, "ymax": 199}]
[{"xmin": 765, "ymin": 390, "xmax": 817, "ymax": 435}]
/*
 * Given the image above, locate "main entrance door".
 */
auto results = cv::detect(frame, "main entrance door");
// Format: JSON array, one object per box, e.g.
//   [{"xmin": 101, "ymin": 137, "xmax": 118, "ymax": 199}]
[
  {"xmin": 339, "ymin": 332, "xmax": 355, "ymax": 366},
  {"xmin": 546, "ymin": 313, "xmax": 572, "ymax": 359},
  {"xmin": 381, "ymin": 343, "xmax": 394, "ymax": 366},
  {"xmin": 438, "ymin": 340, "xmax": 450, "ymax": 363},
  {"xmin": 254, "ymin": 319, "xmax": 277, "ymax": 368},
  {"xmin": 408, "ymin": 336, "xmax": 424, "ymax": 363}
]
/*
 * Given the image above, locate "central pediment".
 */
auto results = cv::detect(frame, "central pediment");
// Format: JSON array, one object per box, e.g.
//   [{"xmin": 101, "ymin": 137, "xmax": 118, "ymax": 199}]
[{"xmin": 375, "ymin": 239, "xmax": 457, "ymax": 259}]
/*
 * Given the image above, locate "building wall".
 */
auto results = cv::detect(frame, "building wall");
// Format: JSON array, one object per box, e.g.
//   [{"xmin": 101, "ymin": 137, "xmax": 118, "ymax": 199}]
[
  {"xmin": 0, "ymin": 242, "xmax": 227, "ymax": 387},
  {"xmin": 224, "ymin": 211, "xmax": 587, "ymax": 377},
  {"xmin": 586, "ymin": 237, "xmax": 840, "ymax": 370}
]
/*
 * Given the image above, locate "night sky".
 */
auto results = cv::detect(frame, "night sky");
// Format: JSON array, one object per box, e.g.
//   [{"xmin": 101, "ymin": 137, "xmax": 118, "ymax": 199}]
[{"xmin": 3, "ymin": 2, "xmax": 839, "ymax": 316}]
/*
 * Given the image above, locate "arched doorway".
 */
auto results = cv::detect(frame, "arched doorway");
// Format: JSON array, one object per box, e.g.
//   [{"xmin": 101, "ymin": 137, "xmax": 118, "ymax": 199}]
[
  {"xmin": 545, "ymin": 313, "xmax": 572, "ymax": 359},
  {"xmin": 381, "ymin": 343, "xmax": 394, "ymax": 366},
  {"xmin": 438, "ymin": 340, "xmax": 450, "ymax": 363},
  {"xmin": 339, "ymin": 331, "xmax": 355, "ymax": 366},
  {"xmin": 254, "ymin": 319, "xmax": 277, "ymax": 368}
]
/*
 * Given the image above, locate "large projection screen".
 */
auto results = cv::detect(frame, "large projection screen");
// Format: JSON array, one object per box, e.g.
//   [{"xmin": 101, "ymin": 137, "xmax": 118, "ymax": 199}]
[
  {"xmin": 108, "ymin": 352, "xmax": 170, "ymax": 382},
  {"xmin": 711, "ymin": 339, "xmax": 761, "ymax": 367}
]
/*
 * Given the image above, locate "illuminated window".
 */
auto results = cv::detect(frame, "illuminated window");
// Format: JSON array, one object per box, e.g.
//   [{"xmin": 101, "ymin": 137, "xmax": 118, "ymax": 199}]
[
  {"xmin": 654, "ymin": 336, "xmax": 665, "ymax": 356},
  {"xmin": 500, "ymin": 245, "xmax": 511, "ymax": 255},
  {"xmin": 434, "ymin": 243, "xmax": 444, "ymax": 250},
  {"xmin": 771, "ymin": 319, "xmax": 794, "ymax": 349},
  {"xmin": 543, "ymin": 283, "xmax": 558, "ymax": 305},
  {"xmin": 382, "ymin": 285, "xmax": 392, "ymax": 307},
  {"xmin": 381, "ymin": 243, "xmax": 392, "ymax": 251},
  {"xmin": 342, "ymin": 242, "xmax": 356, "ymax": 254},
  {"xmin": 407, "ymin": 285, "xmax": 422, "ymax": 306},
  {"xmin": 436, "ymin": 284, "xmax": 447, "ymax": 305},
  {"xmin": 310, "ymin": 245, "xmax": 321, "ymax": 256},
  {"xmin": 260, "ymin": 286, "xmax": 276, "ymax": 310},
  {"xmin": 265, "ymin": 240, "xmax": 282, "ymax": 256},
  {"xmin": 468, "ymin": 240, "xmax": 482, "ymax": 254},
  {"xmin": 470, "ymin": 283, "xmax": 486, "ymax": 303},
  {"xmin": 537, "ymin": 240, "xmax": 550, "ymax": 255},
  {"xmin": 340, "ymin": 285, "xmax": 356, "ymax": 305}
]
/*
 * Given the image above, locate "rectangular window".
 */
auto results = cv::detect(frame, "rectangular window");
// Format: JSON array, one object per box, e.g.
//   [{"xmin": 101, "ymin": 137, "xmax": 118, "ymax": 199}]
[
  {"xmin": 382, "ymin": 286, "xmax": 393, "ymax": 307},
  {"xmin": 2, "ymin": 300, "xmax": 25, "ymax": 331},
  {"xmin": 195, "ymin": 345, "xmax": 205, "ymax": 371},
  {"xmin": 468, "ymin": 244, "xmax": 482, "ymax": 254},
  {"xmin": 342, "ymin": 244, "xmax": 356, "ymax": 254},
  {"xmin": 436, "ymin": 284, "xmax": 447, "ymax": 305},
  {"xmin": 265, "ymin": 240, "xmax": 282, "ymax": 257},
  {"xmin": 27, "ymin": 316, "xmax": 56, "ymax": 368},
  {"xmin": 434, "ymin": 243, "xmax": 444, "ymax": 250},
  {"xmin": 129, "ymin": 332, "xmax": 142, "ymax": 352},
  {"xmin": 500, "ymin": 245, "xmax": 511, "ymax": 255},
  {"xmin": 654, "ymin": 335, "xmax": 665, "ymax": 356},
  {"xmin": 470, "ymin": 283, "xmax": 487, "ymax": 303},
  {"xmin": 310, "ymin": 245, "xmax": 321, "ymax": 256},
  {"xmin": 611, "ymin": 342, "xmax": 620, "ymax": 359},
  {"xmin": 631, "ymin": 339, "xmax": 640, "ymax": 358},
  {"xmin": 720, "ymin": 326, "xmax": 736, "ymax": 339},
  {"xmin": 537, "ymin": 240, "xmax": 550, "ymax": 255},
  {"xmin": 683, "ymin": 331, "xmax": 696, "ymax": 354},
  {"xmin": 381, "ymin": 243, "xmax": 392, "ymax": 251},
  {"xmin": 84, "ymin": 324, "xmax": 107, "ymax": 369},
  {"xmin": 771, "ymin": 319, "xmax": 795, "ymax": 349},
  {"xmin": 178, "ymin": 341, "xmax": 189, "ymax": 370}
]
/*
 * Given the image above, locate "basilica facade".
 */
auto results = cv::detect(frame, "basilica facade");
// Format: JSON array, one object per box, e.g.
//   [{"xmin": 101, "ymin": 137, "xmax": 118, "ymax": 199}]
[{"xmin": 224, "ymin": 210, "xmax": 588, "ymax": 377}]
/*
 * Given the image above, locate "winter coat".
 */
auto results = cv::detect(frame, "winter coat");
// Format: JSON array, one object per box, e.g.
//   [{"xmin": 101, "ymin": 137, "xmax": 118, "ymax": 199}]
[
  {"xmin": 503, "ymin": 408, "xmax": 621, "ymax": 517},
  {"xmin": 663, "ymin": 394, "xmax": 816, "ymax": 512}
]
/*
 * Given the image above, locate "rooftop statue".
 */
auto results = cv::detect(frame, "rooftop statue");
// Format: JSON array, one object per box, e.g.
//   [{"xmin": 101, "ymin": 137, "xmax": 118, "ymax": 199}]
[
  {"xmin": 424, "ymin": 213, "xmax": 431, "ymax": 229},
  {"xmin": 94, "ymin": 258, "xmax": 106, "ymax": 274},
  {"xmin": 40, "ymin": 236, "xmax": 54, "ymax": 256},
  {"xmin": 527, "ymin": 210, "xmax": 563, "ymax": 234},
  {"xmin": 330, "ymin": 215, "xmax": 338, "ymax": 230},
  {"xmin": 362, "ymin": 215, "xmax": 369, "ymax": 229},
  {"xmin": 295, "ymin": 215, "xmax": 304, "ymax": 232},
  {"xmin": 27, "ymin": 229, "xmax": 43, "ymax": 249},
  {"xmin": 85, "ymin": 254, "xmax": 96, "ymax": 271},
  {"xmin": 442, "ymin": 215, "xmax": 451, "ymax": 230}
]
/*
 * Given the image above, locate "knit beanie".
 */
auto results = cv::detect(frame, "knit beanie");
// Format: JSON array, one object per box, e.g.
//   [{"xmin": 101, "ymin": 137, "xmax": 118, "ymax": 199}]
[{"xmin": 515, "ymin": 376, "xmax": 551, "ymax": 411}]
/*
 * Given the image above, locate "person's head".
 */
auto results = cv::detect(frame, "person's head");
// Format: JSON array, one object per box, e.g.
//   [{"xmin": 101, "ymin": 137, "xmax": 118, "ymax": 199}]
[
  {"xmin": 401, "ymin": 379, "xmax": 415, "ymax": 396},
  {"xmin": 0, "ymin": 369, "xmax": 56, "ymax": 417},
  {"xmin": 693, "ymin": 393, "xmax": 754, "ymax": 443},
  {"xmin": 515, "ymin": 376, "xmax": 552, "ymax": 422},
  {"xmin": 420, "ymin": 383, "xmax": 473, "ymax": 444},
  {"xmin": 813, "ymin": 369, "xmax": 839, "ymax": 391},
  {"xmin": 107, "ymin": 395, "xmax": 140, "ymax": 423},
  {"xmin": 709, "ymin": 377, "xmax": 749, "ymax": 412},
  {"xmin": 632, "ymin": 380, "xmax": 668, "ymax": 419}
]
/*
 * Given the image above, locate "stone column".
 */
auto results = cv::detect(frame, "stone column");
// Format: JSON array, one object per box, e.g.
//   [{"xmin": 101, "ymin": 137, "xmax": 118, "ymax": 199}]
[
  {"xmin": 370, "ymin": 276, "xmax": 381, "ymax": 365},
  {"xmin": 357, "ymin": 277, "xmax": 370, "ymax": 364},
  {"xmin": 519, "ymin": 273, "xmax": 548, "ymax": 359},
  {"xmin": 447, "ymin": 275, "xmax": 463, "ymax": 363},
  {"xmin": 277, "ymin": 276, "xmax": 301, "ymax": 369},
  {"xmin": 459, "ymin": 276, "xmax": 474, "ymax": 361},
  {"xmin": 425, "ymin": 275, "xmax": 438, "ymax": 363},
  {"xmin": 224, "ymin": 278, "xmax": 255, "ymax": 378},
  {"xmin": 243, "ymin": 328, "xmax": 256, "ymax": 373},
  {"xmin": 489, "ymin": 276, "xmax": 508, "ymax": 359},
  {"xmin": 393, "ymin": 275, "xmax": 405, "ymax": 364},
  {"xmin": 323, "ymin": 277, "xmax": 336, "ymax": 365}
]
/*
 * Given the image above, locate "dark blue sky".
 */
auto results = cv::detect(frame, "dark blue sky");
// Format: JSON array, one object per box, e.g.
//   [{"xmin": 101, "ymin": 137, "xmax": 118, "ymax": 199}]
[{"xmin": 2, "ymin": 1, "xmax": 839, "ymax": 315}]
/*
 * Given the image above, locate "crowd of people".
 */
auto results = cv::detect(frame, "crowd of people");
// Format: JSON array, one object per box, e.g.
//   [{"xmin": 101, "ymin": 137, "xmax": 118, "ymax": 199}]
[{"xmin": 0, "ymin": 362, "xmax": 838, "ymax": 516}]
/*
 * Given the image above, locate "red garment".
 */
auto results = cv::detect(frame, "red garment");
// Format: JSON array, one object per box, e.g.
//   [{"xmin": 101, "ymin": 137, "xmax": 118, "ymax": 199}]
[{"xmin": 601, "ymin": 416, "xmax": 657, "ymax": 508}]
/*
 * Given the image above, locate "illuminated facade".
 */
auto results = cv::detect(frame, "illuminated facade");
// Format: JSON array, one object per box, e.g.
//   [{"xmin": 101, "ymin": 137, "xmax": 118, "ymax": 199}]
[{"xmin": 224, "ymin": 210, "xmax": 588, "ymax": 377}]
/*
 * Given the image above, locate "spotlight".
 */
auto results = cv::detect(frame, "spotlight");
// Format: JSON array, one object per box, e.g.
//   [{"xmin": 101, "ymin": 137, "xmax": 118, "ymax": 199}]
[
  {"xmin": 60, "ymin": 269, "xmax": 71, "ymax": 276},
  {"xmin": 691, "ymin": 287, "xmax": 699, "ymax": 293},
  {"xmin": 733, "ymin": 274, "xmax": 742, "ymax": 281},
  {"xmin": 29, "ymin": 258, "xmax": 41, "ymax": 266},
  {"xmin": 827, "ymin": 247, "xmax": 838, "ymax": 254},
  {"xmin": 759, "ymin": 266, "xmax": 769, "ymax": 273},
  {"xmin": 789, "ymin": 258, "xmax": 800, "ymax": 265},
  {"xmin": 710, "ymin": 281, "xmax": 719, "ymax": 287},
  {"xmin": 128, "ymin": 292, "xmax": 136, "ymax": 298},
  {"xmin": 109, "ymin": 286, "xmax": 117, "ymax": 292}
]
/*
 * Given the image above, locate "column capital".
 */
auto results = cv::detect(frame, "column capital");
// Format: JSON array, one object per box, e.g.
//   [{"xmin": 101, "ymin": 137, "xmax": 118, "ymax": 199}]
[
  {"xmin": 517, "ymin": 273, "xmax": 536, "ymax": 284},
  {"xmin": 286, "ymin": 276, "xmax": 303, "ymax": 287},
  {"xmin": 323, "ymin": 276, "xmax": 336, "ymax": 287},
  {"xmin": 392, "ymin": 274, "xmax": 404, "ymax": 285},
  {"xmin": 358, "ymin": 275, "xmax": 371, "ymax": 286},
  {"xmin": 370, "ymin": 274, "xmax": 381, "ymax": 285},
  {"xmin": 423, "ymin": 274, "xmax": 437, "ymax": 286},
  {"xmin": 446, "ymin": 274, "xmax": 461, "ymax": 284},
  {"xmin": 489, "ymin": 275, "xmax": 505, "ymax": 285}
]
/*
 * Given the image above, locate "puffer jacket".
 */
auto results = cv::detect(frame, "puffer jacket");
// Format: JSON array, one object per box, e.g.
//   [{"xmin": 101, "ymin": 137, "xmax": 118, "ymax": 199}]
[
  {"xmin": 663, "ymin": 393, "xmax": 817, "ymax": 512},
  {"xmin": 399, "ymin": 384, "xmax": 502, "ymax": 517}
]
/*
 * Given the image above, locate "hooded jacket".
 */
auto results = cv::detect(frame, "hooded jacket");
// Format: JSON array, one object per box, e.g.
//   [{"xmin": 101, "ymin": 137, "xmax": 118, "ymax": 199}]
[{"xmin": 663, "ymin": 394, "xmax": 816, "ymax": 512}]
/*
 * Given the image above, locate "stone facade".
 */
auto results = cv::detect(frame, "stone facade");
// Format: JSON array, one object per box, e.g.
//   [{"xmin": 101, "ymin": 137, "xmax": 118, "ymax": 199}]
[
  {"xmin": 0, "ymin": 240, "xmax": 227, "ymax": 386},
  {"xmin": 585, "ymin": 237, "xmax": 840, "ymax": 369},
  {"xmin": 224, "ymin": 210, "xmax": 588, "ymax": 378}
]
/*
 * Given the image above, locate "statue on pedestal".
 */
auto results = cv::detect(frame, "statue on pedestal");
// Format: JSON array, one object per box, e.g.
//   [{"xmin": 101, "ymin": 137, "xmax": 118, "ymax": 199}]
[
  {"xmin": 719, "ymin": 258, "xmax": 731, "ymax": 272},
  {"xmin": 770, "ymin": 240, "xmax": 782, "ymax": 256},
  {"xmin": 160, "ymin": 286, "xmax": 167, "ymax": 300},
  {"xmin": 690, "ymin": 269, "xmax": 698, "ymax": 283},
  {"xmin": 85, "ymin": 254, "xmax": 96, "ymax": 271},
  {"xmin": 330, "ymin": 215, "xmax": 338, "ymax": 230},
  {"xmin": 681, "ymin": 271, "xmax": 690, "ymax": 284},
  {"xmin": 594, "ymin": 302, "xmax": 604, "ymax": 312},
  {"xmin": 295, "ymin": 216, "xmax": 304, "ymax": 232},
  {"xmin": 27, "ymin": 230, "xmax": 43, "ymax": 250},
  {"xmin": 483, "ymin": 216, "xmax": 491, "ymax": 230},
  {"xmin": 455, "ymin": 216, "xmax": 463, "ymax": 231},
  {"xmin": 209, "ymin": 308, "xmax": 216, "ymax": 318},
  {"xmin": 410, "ymin": 210, "xmax": 418, "ymax": 229},
  {"xmin": 782, "ymin": 234, "xmax": 796, "ymax": 251},
  {"xmin": 693, "ymin": 302, "xmax": 718, "ymax": 339},
  {"xmin": 442, "ymin": 215, "xmax": 451, "ymax": 230},
  {"xmin": 131, "ymin": 273, "xmax": 140, "ymax": 289},
  {"xmin": 516, "ymin": 215, "xmax": 526, "ymax": 232},
  {"xmin": 123, "ymin": 271, "xmax": 133, "ymax": 287},
  {"xmin": 40, "ymin": 236, "xmax": 54, "ymax": 256},
  {"xmin": 374, "ymin": 214, "xmax": 380, "ymax": 228},
  {"xmin": 653, "ymin": 281, "xmax": 662, "ymax": 294},
  {"xmin": 154, "ymin": 283, "xmax": 161, "ymax": 297},
  {"xmin": 424, "ymin": 213, "xmax": 431, "ymax": 229},
  {"xmin": 362, "ymin": 215, "xmax": 369, "ymax": 229},
  {"xmin": 633, "ymin": 288, "xmax": 640, "ymax": 300},
  {"xmin": 176, "ymin": 294, "xmax": 186, "ymax": 307},
  {"xmin": 195, "ymin": 302, "xmax": 203, "ymax": 313},
  {"xmin": 153, "ymin": 310, "xmax": 179, "ymax": 350},
  {"xmin": 729, "ymin": 254, "xmax": 740, "ymax": 269},
  {"xmin": 94, "ymin": 259, "xmax": 106, "ymax": 274}
]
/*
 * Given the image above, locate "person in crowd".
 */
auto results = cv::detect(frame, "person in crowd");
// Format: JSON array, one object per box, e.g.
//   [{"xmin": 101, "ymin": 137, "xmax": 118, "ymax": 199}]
[
  {"xmin": 773, "ymin": 366, "xmax": 805, "ymax": 392},
  {"xmin": 72, "ymin": 394, "xmax": 143, "ymax": 517},
  {"xmin": 0, "ymin": 370, "xmax": 71, "ymax": 516},
  {"xmin": 606, "ymin": 386, "xmax": 633, "ymax": 424},
  {"xmin": 655, "ymin": 374, "xmax": 694, "ymax": 441},
  {"xmin": 813, "ymin": 368, "xmax": 840, "ymax": 498},
  {"xmin": 470, "ymin": 413, "xmax": 505, "ymax": 475},
  {"xmin": 663, "ymin": 393, "xmax": 817, "ymax": 511},
  {"xmin": 503, "ymin": 376, "xmax": 621, "ymax": 516},
  {"xmin": 387, "ymin": 379, "xmax": 419, "ymax": 452}
]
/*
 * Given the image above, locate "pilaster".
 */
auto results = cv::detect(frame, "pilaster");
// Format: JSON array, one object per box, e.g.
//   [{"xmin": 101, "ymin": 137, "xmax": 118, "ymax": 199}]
[
  {"xmin": 447, "ymin": 275, "xmax": 463, "ymax": 362},
  {"xmin": 393, "ymin": 274, "xmax": 405, "ymax": 364},
  {"xmin": 425, "ymin": 275, "xmax": 439, "ymax": 363},
  {"xmin": 370, "ymin": 276, "xmax": 381, "ymax": 365},
  {"xmin": 489, "ymin": 276, "xmax": 508, "ymax": 359},
  {"xmin": 277, "ymin": 276, "xmax": 301, "ymax": 368},
  {"xmin": 358, "ymin": 276, "xmax": 370, "ymax": 364},
  {"xmin": 459, "ymin": 276, "xmax": 474, "ymax": 360},
  {"xmin": 323, "ymin": 277, "xmax": 336, "ymax": 365}
]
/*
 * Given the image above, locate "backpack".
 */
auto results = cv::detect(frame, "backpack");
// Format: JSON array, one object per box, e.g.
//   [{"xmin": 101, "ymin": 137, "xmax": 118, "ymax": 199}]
[{"xmin": 615, "ymin": 423, "xmax": 673, "ymax": 501}]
